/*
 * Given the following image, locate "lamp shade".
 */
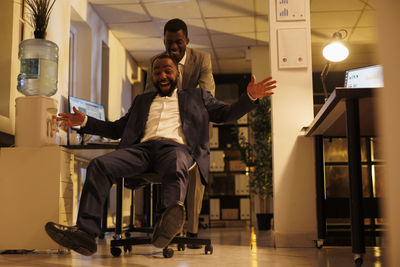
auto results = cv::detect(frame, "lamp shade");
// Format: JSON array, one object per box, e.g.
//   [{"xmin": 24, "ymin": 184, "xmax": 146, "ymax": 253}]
[{"xmin": 322, "ymin": 41, "xmax": 349, "ymax": 62}]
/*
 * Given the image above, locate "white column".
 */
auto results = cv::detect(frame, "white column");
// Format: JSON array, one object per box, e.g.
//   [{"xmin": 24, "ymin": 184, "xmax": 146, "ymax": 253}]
[
  {"xmin": 376, "ymin": 1, "xmax": 400, "ymax": 266},
  {"xmin": 250, "ymin": 46, "xmax": 273, "ymax": 219},
  {"xmin": 268, "ymin": 0, "xmax": 317, "ymax": 247}
]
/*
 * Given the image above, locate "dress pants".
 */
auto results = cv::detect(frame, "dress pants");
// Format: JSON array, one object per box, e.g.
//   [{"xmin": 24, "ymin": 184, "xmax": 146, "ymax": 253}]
[
  {"xmin": 76, "ymin": 139, "xmax": 194, "ymax": 237},
  {"xmin": 185, "ymin": 124, "xmax": 213, "ymax": 234},
  {"xmin": 186, "ymin": 166, "xmax": 205, "ymax": 234}
]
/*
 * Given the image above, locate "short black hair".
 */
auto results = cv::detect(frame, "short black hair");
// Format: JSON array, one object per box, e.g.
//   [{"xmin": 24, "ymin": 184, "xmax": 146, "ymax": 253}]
[
  {"xmin": 151, "ymin": 53, "xmax": 178, "ymax": 70},
  {"xmin": 163, "ymin": 18, "xmax": 188, "ymax": 37}
]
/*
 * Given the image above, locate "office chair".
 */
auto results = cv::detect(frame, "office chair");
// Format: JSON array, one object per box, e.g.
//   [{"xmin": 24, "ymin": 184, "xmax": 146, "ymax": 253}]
[{"xmin": 109, "ymin": 163, "xmax": 213, "ymax": 258}]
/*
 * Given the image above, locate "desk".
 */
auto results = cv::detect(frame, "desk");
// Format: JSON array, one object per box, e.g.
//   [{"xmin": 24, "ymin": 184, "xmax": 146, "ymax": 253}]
[
  {"xmin": 0, "ymin": 144, "xmax": 117, "ymax": 251},
  {"xmin": 0, "ymin": 146, "xmax": 77, "ymax": 250},
  {"xmin": 64, "ymin": 143, "xmax": 120, "ymax": 235},
  {"xmin": 304, "ymin": 87, "xmax": 378, "ymax": 263},
  {"xmin": 64, "ymin": 143, "xmax": 118, "ymax": 162}
]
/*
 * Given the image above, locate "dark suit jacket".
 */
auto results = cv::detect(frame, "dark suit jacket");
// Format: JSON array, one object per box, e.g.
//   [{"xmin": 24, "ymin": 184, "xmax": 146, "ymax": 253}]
[
  {"xmin": 80, "ymin": 88, "xmax": 257, "ymax": 184},
  {"xmin": 145, "ymin": 48, "xmax": 215, "ymax": 96}
]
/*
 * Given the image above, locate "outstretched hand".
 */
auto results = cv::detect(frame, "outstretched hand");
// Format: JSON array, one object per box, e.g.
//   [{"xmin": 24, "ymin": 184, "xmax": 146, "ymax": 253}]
[
  {"xmin": 57, "ymin": 106, "xmax": 86, "ymax": 130},
  {"xmin": 247, "ymin": 75, "xmax": 276, "ymax": 99}
]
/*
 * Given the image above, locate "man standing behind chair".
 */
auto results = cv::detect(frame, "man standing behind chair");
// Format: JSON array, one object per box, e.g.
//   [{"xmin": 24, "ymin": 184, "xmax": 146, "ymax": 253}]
[{"xmin": 146, "ymin": 18, "xmax": 215, "ymax": 247}]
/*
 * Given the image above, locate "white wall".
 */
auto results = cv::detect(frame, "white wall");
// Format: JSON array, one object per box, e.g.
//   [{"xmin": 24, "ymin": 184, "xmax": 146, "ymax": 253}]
[
  {"xmin": 108, "ymin": 31, "xmax": 137, "ymax": 120},
  {"xmin": 0, "ymin": 0, "xmax": 137, "ymax": 139},
  {"xmin": 0, "ymin": 1, "xmax": 23, "ymax": 135},
  {"xmin": 268, "ymin": 0, "xmax": 317, "ymax": 247},
  {"xmin": 0, "ymin": 1, "xmax": 13, "ymax": 119},
  {"xmin": 376, "ymin": 1, "xmax": 400, "ymax": 266},
  {"xmin": 70, "ymin": 11, "xmax": 92, "ymax": 101}
]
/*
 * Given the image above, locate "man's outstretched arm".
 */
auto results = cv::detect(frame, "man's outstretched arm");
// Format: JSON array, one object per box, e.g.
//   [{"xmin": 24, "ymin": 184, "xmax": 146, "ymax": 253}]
[
  {"xmin": 246, "ymin": 75, "xmax": 276, "ymax": 100},
  {"xmin": 57, "ymin": 106, "xmax": 86, "ymax": 130}
]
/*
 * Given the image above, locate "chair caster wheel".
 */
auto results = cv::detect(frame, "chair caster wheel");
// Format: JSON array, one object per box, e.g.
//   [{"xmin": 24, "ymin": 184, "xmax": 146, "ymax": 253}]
[
  {"xmin": 163, "ymin": 247, "xmax": 174, "ymax": 258},
  {"xmin": 124, "ymin": 245, "xmax": 132, "ymax": 253},
  {"xmin": 110, "ymin": 247, "xmax": 122, "ymax": 257},
  {"xmin": 314, "ymin": 239, "xmax": 324, "ymax": 249},
  {"xmin": 177, "ymin": 243, "xmax": 185, "ymax": 251},
  {"xmin": 354, "ymin": 255, "xmax": 363, "ymax": 266},
  {"xmin": 205, "ymin": 244, "xmax": 213, "ymax": 254}
]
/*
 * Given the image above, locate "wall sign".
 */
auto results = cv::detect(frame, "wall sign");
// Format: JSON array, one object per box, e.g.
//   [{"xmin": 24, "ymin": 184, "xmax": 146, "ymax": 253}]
[{"xmin": 276, "ymin": 0, "xmax": 306, "ymax": 21}]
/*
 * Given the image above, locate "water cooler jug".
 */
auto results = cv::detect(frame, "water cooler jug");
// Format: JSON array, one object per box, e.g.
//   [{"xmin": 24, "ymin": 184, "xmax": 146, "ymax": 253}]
[
  {"xmin": 15, "ymin": 96, "xmax": 58, "ymax": 147},
  {"xmin": 17, "ymin": 39, "xmax": 58, "ymax": 96}
]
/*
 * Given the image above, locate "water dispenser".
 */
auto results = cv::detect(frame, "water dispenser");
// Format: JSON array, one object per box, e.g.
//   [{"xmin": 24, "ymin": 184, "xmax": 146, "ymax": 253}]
[{"xmin": 17, "ymin": 39, "xmax": 59, "ymax": 96}]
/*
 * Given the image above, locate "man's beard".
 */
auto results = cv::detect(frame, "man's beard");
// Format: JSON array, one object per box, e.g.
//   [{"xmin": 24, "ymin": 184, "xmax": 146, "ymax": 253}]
[{"xmin": 155, "ymin": 79, "xmax": 178, "ymax": 97}]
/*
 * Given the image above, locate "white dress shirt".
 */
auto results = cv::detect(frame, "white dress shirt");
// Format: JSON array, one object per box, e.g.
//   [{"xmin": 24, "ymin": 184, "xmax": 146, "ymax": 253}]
[
  {"xmin": 177, "ymin": 52, "xmax": 186, "ymax": 90},
  {"xmin": 140, "ymin": 88, "xmax": 186, "ymax": 144}
]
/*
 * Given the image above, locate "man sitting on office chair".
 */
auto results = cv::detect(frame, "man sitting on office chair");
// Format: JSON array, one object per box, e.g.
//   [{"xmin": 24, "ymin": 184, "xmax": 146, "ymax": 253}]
[
  {"xmin": 44, "ymin": 54, "xmax": 276, "ymax": 256},
  {"xmin": 145, "ymin": 18, "xmax": 215, "ymax": 248}
]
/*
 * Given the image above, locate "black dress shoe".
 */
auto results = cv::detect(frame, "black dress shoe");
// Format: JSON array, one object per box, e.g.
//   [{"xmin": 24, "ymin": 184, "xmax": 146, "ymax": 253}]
[
  {"xmin": 186, "ymin": 232, "xmax": 202, "ymax": 249},
  {"xmin": 151, "ymin": 201, "xmax": 185, "ymax": 248},
  {"xmin": 45, "ymin": 222, "xmax": 97, "ymax": 256}
]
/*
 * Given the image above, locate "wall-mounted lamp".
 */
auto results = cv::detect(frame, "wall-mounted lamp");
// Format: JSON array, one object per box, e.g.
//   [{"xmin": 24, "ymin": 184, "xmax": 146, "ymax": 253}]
[{"xmin": 321, "ymin": 29, "xmax": 349, "ymax": 101}]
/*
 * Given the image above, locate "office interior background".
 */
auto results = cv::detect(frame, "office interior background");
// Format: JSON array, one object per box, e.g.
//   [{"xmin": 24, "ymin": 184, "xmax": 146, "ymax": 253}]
[{"xmin": 1, "ymin": 0, "xmax": 400, "ymax": 266}]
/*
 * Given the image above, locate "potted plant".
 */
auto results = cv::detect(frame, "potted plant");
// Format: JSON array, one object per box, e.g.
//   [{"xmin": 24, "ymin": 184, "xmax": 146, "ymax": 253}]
[
  {"xmin": 235, "ymin": 96, "xmax": 273, "ymax": 230},
  {"xmin": 17, "ymin": 0, "xmax": 58, "ymax": 96},
  {"xmin": 26, "ymin": 0, "xmax": 56, "ymax": 39}
]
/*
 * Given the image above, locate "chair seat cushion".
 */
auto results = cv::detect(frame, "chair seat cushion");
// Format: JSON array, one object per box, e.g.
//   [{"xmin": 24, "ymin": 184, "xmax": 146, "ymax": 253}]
[{"xmin": 124, "ymin": 173, "xmax": 162, "ymax": 189}]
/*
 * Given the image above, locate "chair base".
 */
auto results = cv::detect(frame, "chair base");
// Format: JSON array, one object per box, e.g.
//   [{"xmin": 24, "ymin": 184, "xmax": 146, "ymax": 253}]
[
  {"xmin": 110, "ymin": 233, "xmax": 213, "ymax": 258},
  {"xmin": 108, "ymin": 165, "xmax": 213, "ymax": 258}
]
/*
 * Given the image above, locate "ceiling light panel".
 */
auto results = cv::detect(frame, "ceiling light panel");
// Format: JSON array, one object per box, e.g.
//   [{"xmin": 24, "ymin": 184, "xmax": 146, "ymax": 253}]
[
  {"xmin": 311, "ymin": 11, "xmax": 361, "ymax": 29},
  {"xmin": 154, "ymin": 18, "xmax": 208, "ymax": 36},
  {"xmin": 254, "ymin": 0, "xmax": 268, "ymax": 16},
  {"xmin": 108, "ymin": 22, "xmax": 160, "ymax": 38},
  {"xmin": 348, "ymin": 27, "xmax": 377, "ymax": 43},
  {"xmin": 92, "ymin": 4, "xmax": 150, "ymax": 23},
  {"xmin": 211, "ymin": 32, "xmax": 256, "ymax": 48},
  {"xmin": 120, "ymin": 37, "xmax": 165, "ymax": 51},
  {"xmin": 357, "ymin": 10, "xmax": 377, "ymax": 27},
  {"xmin": 141, "ymin": 0, "xmax": 193, "ymax": 2},
  {"xmin": 206, "ymin": 17, "xmax": 255, "ymax": 34},
  {"xmin": 89, "ymin": 0, "xmax": 140, "ymax": 4},
  {"xmin": 199, "ymin": 0, "xmax": 254, "ymax": 18},
  {"xmin": 145, "ymin": 0, "xmax": 201, "ymax": 20},
  {"xmin": 310, "ymin": 0, "xmax": 364, "ymax": 12}
]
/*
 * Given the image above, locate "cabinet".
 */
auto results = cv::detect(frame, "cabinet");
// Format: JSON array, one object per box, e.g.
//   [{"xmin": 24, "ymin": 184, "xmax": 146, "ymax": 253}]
[
  {"xmin": 0, "ymin": 146, "xmax": 78, "ymax": 250},
  {"xmin": 204, "ymin": 73, "xmax": 253, "ymax": 227},
  {"xmin": 206, "ymin": 117, "xmax": 251, "ymax": 227}
]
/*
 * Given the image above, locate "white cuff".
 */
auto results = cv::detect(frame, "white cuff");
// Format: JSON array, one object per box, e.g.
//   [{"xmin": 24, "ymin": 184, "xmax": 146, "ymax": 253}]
[
  {"xmin": 81, "ymin": 115, "xmax": 88, "ymax": 127},
  {"xmin": 247, "ymin": 91, "xmax": 257, "ymax": 102}
]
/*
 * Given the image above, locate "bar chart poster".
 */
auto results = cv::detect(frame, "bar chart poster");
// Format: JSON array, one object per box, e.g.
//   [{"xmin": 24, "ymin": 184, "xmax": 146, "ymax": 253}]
[{"xmin": 276, "ymin": 0, "xmax": 306, "ymax": 21}]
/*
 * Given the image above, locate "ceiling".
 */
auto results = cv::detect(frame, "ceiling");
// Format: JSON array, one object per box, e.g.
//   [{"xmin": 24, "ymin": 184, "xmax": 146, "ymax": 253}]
[{"xmin": 88, "ymin": 0, "xmax": 378, "ymax": 74}]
